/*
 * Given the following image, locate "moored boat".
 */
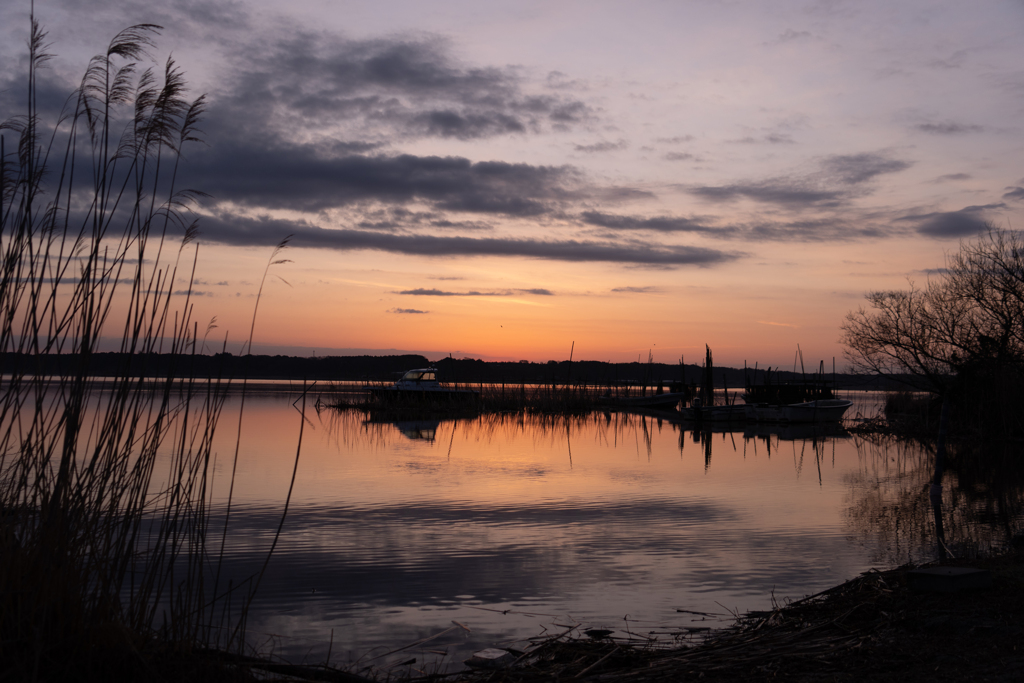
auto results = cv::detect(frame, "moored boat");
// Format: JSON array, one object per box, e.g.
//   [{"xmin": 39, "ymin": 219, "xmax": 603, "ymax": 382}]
[
  {"xmin": 744, "ymin": 398, "xmax": 852, "ymax": 423},
  {"xmin": 782, "ymin": 398, "xmax": 852, "ymax": 422},
  {"xmin": 368, "ymin": 368, "xmax": 479, "ymax": 402}
]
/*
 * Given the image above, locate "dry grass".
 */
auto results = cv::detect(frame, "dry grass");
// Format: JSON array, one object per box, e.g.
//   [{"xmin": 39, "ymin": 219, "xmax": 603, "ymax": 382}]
[{"xmin": 0, "ymin": 16, "xmax": 298, "ymax": 681}]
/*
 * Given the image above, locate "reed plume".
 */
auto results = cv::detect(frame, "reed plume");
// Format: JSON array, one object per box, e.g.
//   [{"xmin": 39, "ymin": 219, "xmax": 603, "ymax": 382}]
[{"xmin": 0, "ymin": 16, "xmax": 283, "ymax": 681}]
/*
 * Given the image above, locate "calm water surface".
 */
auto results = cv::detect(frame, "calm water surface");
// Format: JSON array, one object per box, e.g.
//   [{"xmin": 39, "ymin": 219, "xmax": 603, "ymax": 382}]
[{"xmin": 181, "ymin": 389, "xmax": 1021, "ymax": 672}]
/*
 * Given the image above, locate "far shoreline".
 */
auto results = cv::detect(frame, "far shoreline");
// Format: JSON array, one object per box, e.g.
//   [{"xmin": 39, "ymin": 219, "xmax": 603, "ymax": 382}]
[{"xmin": 0, "ymin": 351, "xmax": 911, "ymax": 391}]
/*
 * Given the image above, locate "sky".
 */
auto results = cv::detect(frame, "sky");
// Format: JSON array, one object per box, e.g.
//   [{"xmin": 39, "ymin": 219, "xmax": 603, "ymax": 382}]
[{"xmin": 4, "ymin": 0, "xmax": 1024, "ymax": 368}]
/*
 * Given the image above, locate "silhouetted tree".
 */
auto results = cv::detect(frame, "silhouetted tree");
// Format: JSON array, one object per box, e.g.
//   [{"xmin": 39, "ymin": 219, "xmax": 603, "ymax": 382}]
[{"xmin": 842, "ymin": 228, "xmax": 1024, "ymax": 433}]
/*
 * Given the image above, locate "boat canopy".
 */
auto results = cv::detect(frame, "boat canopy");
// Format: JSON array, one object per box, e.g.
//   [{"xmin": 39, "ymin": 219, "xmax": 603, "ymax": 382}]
[{"xmin": 399, "ymin": 368, "xmax": 436, "ymax": 382}]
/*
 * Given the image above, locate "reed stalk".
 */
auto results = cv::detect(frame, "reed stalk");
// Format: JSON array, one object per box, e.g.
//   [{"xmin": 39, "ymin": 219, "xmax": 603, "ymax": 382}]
[{"xmin": 0, "ymin": 16, "xmax": 288, "ymax": 680}]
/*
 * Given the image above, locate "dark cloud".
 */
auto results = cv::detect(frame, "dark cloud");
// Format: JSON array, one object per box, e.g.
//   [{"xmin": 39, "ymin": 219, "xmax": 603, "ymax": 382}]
[
  {"xmin": 594, "ymin": 187, "xmax": 657, "ymax": 202},
  {"xmin": 4, "ymin": 6, "xmax": 592, "ymax": 148},
  {"xmin": 899, "ymin": 204, "xmax": 1001, "ymax": 238},
  {"xmin": 916, "ymin": 213, "xmax": 990, "ymax": 238},
  {"xmin": 917, "ymin": 211, "xmax": 987, "ymax": 237},
  {"xmin": 4, "ymin": 2, "xmax": 944, "ymax": 269},
  {"xmin": 185, "ymin": 147, "xmax": 579, "ymax": 216},
  {"xmin": 688, "ymin": 152, "xmax": 912, "ymax": 209},
  {"xmin": 211, "ymin": 30, "xmax": 593, "ymax": 142},
  {"xmin": 399, "ymin": 288, "xmax": 457, "ymax": 296},
  {"xmin": 400, "ymin": 288, "xmax": 487, "ymax": 296},
  {"xmin": 398, "ymin": 288, "xmax": 552, "ymax": 296},
  {"xmin": 427, "ymin": 219, "xmax": 493, "ymax": 231},
  {"xmin": 580, "ymin": 211, "xmax": 729, "ymax": 236},
  {"xmin": 935, "ymin": 173, "xmax": 971, "ymax": 182},
  {"xmin": 548, "ymin": 101, "xmax": 590, "ymax": 124},
  {"xmin": 389, "ymin": 308, "xmax": 428, "ymax": 314},
  {"xmin": 325, "ymin": 140, "xmax": 387, "ymax": 154},
  {"xmin": 411, "ymin": 109, "xmax": 526, "ymax": 137},
  {"xmin": 728, "ymin": 134, "xmax": 795, "ymax": 144},
  {"xmin": 611, "ymin": 286, "xmax": 658, "ymax": 293},
  {"xmin": 746, "ymin": 218, "xmax": 887, "ymax": 242},
  {"xmin": 819, "ymin": 153, "xmax": 912, "ymax": 184},
  {"xmin": 913, "ymin": 121, "xmax": 985, "ymax": 135},
  {"xmin": 689, "ymin": 183, "xmax": 844, "ymax": 207},
  {"xmin": 195, "ymin": 213, "xmax": 739, "ymax": 266},
  {"xmin": 1003, "ymin": 187, "xmax": 1024, "ymax": 201},
  {"xmin": 127, "ymin": 14, "xmax": 600, "ymax": 233},
  {"xmin": 7, "ymin": 18, "xmax": 591, "ymax": 234},
  {"xmin": 4, "ymin": 0, "xmax": 252, "ymax": 60},
  {"xmin": 574, "ymin": 139, "xmax": 627, "ymax": 153},
  {"xmin": 0, "ymin": 70, "xmax": 70, "ymax": 129},
  {"xmin": 585, "ymin": 209, "xmax": 889, "ymax": 243},
  {"xmin": 353, "ymin": 208, "xmax": 493, "ymax": 232}
]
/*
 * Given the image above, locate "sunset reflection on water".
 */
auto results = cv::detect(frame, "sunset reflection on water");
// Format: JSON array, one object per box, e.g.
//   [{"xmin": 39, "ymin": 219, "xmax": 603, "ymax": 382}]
[{"xmin": 178, "ymin": 391, "xmax": 1023, "ymax": 671}]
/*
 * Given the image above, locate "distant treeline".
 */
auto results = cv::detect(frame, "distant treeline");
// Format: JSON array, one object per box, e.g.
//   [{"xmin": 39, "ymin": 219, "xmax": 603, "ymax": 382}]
[
  {"xmin": 0, "ymin": 352, "xmax": 430, "ymax": 383},
  {"xmin": 0, "ymin": 352, "xmax": 911, "ymax": 390},
  {"xmin": 430, "ymin": 357, "xmax": 904, "ymax": 391}
]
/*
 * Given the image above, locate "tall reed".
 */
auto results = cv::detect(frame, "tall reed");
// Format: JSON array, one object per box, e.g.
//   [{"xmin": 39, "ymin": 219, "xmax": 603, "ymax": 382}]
[{"xmin": 0, "ymin": 18, "xmax": 274, "ymax": 680}]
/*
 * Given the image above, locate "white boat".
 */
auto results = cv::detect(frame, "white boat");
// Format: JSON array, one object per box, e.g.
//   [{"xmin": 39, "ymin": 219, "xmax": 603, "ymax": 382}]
[
  {"xmin": 745, "ymin": 399, "xmax": 852, "ymax": 423},
  {"xmin": 391, "ymin": 368, "xmax": 444, "ymax": 390},
  {"xmin": 782, "ymin": 399, "xmax": 852, "ymax": 422},
  {"xmin": 369, "ymin": 368, "xmax": 479, "ymax": 402}
]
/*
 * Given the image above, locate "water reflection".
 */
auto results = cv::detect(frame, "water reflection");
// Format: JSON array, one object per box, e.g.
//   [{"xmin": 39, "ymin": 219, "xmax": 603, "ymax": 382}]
[
  {"xmin": 842, "ymin": 435, "xmax": 1024, "ymax": 568},
  {"xmin": 387, "ymin": 419, "xmax": 442, "ymax": 442},
  {"xmin": 198, "ymin": 398, "xmax": 1024, "ymax": 672}
]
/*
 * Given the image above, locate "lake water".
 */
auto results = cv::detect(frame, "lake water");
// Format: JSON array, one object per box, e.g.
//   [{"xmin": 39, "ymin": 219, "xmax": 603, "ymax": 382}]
[{"xmin": 177, "ymin": 388, "xmax": 1023, "ymax": 674}]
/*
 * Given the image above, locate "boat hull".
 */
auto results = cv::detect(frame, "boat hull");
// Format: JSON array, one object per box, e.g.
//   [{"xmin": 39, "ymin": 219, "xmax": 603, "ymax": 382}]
[{"xmin": 745, "ymin": 399, "xmax": 852, "ymax": 423}]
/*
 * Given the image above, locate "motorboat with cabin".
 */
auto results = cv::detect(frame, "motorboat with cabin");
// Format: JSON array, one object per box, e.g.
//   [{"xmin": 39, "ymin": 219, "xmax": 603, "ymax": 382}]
[{"xmin": 368, "ymin": 367, "xmax": 479, "ymax": 403}]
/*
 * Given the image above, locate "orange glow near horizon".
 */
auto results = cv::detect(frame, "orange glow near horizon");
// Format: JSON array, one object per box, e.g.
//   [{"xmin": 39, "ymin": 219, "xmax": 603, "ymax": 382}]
[{"xmin": 173, "ymin": 234, "xmax": 946, "ymax": 369}]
